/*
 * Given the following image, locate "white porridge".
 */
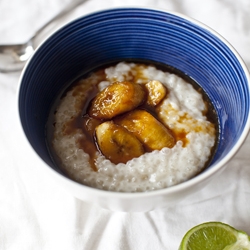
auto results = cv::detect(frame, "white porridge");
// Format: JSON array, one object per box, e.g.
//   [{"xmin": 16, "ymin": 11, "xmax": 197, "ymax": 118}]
[{"xmin": 49, "ymin": 62, "xmax": 217, "ymax": 192}]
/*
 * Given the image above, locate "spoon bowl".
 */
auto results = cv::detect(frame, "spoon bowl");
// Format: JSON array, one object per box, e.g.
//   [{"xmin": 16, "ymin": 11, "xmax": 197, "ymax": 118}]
[{"xmin": 0, "ymin": 42, "xmax": 34, "ymax": 72}]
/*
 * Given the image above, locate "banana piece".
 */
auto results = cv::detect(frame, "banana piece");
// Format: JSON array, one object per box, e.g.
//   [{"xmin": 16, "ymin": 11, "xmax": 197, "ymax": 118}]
[
  {"xmin": 145, "ymin": 80, "xmax": 167, "ymax": 106},
  {"xmin": 88, "ymin": 81, "xmax": 146, "ymax": 119},
  {"xmin": 115, "ymin": 110, "xmax": 175, "ymax": 151},
  {"xmin": 95, "ymin": 121, "xmax": 145, "ymax": 164}
]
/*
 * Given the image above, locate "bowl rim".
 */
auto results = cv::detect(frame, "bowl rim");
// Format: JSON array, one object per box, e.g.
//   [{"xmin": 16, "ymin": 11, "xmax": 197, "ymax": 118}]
[{"xmin": 17, "ymin": 7, "xmax": 250, "ymax": 199}]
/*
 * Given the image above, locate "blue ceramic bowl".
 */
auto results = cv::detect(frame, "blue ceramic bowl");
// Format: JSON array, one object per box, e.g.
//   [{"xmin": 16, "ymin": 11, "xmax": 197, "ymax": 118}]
[{"xmin": 18, "ymin": 8, "xmax": 250, "ymax": 211}]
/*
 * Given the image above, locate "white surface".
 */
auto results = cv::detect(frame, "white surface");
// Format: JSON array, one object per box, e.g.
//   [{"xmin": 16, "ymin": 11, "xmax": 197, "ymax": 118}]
[{"xmin": 0, "ymin": 0, "xmax": 250, "ymax": 249}]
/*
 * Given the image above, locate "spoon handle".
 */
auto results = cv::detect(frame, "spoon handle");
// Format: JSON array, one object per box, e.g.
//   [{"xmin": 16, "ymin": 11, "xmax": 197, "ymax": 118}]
[
  {"xmin": 32, "ymin": 0, "xmax": 88, "ymax": 40},
  {"xmin": 0, "ymin": 0, "xmax": 88, "ymax": 73}
]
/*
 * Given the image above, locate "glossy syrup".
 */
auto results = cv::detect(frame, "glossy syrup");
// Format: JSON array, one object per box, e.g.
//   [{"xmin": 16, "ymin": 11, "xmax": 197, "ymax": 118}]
[{"xmin": 46, "ymin": 61, "xmax": 219, "ymax": 171}]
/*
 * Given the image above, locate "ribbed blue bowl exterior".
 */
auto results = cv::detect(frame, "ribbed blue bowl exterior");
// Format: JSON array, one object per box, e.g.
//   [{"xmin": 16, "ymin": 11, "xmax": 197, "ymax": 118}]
[{"xmin": 19, "ymin": 8, "xmax": 250, "ymax": 173}]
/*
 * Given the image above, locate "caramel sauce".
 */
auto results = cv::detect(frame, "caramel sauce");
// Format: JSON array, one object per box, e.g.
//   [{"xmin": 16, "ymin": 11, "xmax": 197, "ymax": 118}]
[
  {"xmin": 47, "ymin": 61, "xmax": 219, "ymax": 171},
  {"xmin": 173, "ymin": 130, "xmax": 189, "ymax": 147}
]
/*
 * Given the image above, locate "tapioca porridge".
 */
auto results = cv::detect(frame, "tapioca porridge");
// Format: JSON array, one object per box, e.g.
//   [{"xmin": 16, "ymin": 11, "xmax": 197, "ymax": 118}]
[{"xmin": 47, "ymin": 62, "xmax": 218, "ymax": 192}]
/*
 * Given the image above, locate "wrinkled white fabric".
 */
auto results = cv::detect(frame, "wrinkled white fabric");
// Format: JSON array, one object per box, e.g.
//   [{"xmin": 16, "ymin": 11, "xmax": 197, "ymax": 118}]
[{"xmin": 0, "ymin": 0, "xmax": 250, "ymax": 249}]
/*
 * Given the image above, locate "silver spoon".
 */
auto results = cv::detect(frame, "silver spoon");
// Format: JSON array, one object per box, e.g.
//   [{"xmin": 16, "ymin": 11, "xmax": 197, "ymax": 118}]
[{"xmin": 0, "ymin": 0, "xmax": 88, "ymax": 73}]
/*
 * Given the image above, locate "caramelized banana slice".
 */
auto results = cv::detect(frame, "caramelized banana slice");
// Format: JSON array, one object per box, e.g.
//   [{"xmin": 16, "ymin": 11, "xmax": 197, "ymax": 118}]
[
  {"xmin": 95, "ymin": 121, "xmax": 144, "ymax": 164},
  {"xmin": 145, "ymin": 80, "xmax": 167, "ymax": 106},
  {"xmin": 115, "ymin": 110, "xmax": 175, "ymax": 151},
  {"xmin": 89, "ymin": 81, "xmax": 146, "ymax": 119}
]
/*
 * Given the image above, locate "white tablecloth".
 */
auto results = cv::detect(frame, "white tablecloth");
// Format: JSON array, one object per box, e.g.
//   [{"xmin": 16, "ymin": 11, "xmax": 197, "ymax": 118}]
[{"xmin": 0, "ymin": 0, "xmax": 250, "ymax": 249}]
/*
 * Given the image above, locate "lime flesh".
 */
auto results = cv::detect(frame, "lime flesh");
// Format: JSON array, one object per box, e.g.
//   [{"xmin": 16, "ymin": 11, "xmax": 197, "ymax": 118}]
[{"xmin": 179, "ymin": 222, "xmax": 250, "ymax": 250}]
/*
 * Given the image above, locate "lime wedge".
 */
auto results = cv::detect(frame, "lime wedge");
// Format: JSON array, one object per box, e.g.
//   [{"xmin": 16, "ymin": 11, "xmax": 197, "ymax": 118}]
[{"xmin": 179, "ymin": 222, "xmax": 250, "ymax": 250}]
